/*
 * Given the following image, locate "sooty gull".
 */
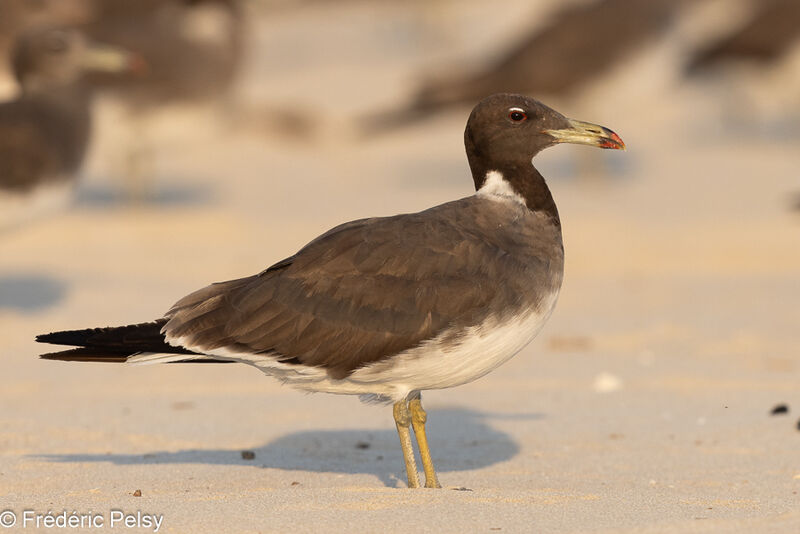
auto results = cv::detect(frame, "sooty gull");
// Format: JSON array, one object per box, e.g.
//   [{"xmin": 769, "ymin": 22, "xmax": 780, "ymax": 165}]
[
  {"xmin": 0, "ymin": 26, "xmax": 140, "ymax": 229},
  {"xmin": 37, "ymin": 93, "xmax": 625, "ymax": 488}
]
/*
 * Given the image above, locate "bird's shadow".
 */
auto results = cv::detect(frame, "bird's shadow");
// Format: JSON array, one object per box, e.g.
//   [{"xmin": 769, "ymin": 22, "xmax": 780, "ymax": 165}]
[
  {"xmin": 0, "ymin": 274, "xmax": 67, "ymax": 313},
  {"xmin": 35, "ymin": 407, "xmax": 541, "ymax": 487}
]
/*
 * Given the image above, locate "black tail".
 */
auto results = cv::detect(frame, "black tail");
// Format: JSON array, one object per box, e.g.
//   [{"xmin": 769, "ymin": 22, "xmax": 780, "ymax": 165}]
[{"xmin": 37, "ymin": 319, "xmax": 198, "ymax": 362}]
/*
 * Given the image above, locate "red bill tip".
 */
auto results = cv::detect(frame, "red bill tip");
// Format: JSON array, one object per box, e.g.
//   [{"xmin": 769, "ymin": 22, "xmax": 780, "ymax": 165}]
[
  {"xmin": 601, "ymin": 131, "xmax": 625, "ymax": 150},
  {"xmin": 127, "ymin": 54, "xmax": 149, "ymax": 76}
]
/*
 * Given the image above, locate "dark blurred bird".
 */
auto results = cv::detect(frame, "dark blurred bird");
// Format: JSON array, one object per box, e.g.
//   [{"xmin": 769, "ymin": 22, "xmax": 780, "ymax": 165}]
[
  {"xmin": 72, "ymin": 0, "xmax": 244, "ymax": 201},
  {"xmin": 686, "ymin": 0, "xmax": 800, "ymax": 74},
  {"xmin": 363, "ymin": 0, "xmax": 690, "ymax": 132},
  {"xmin": 0, "ymin": 27, "xmax": 139, "ymax": 229},
  {"xmin": 684, "ymin": 0, "xmax": 800, "ymax": 133},
  {"xmin": 37, "ymin": 93, "xmax": 625, "ymax": 489},
  {"xmin": 80, "ymin": 0, "xmax": 244, "ymax": 108}
]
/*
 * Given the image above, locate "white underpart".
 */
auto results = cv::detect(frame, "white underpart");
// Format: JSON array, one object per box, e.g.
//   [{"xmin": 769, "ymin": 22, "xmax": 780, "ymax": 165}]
[
  {"xmin": 128, "ymin": 353, "xmax": 209, "ymax": 364},
  {"xmin": 156, "ymin": 289, "xmax": 560, "ymax": 403},
  {"xmin": 476, "ymin": 170, "xmax": 525, "ymax": 205},
  {"xmin": 0, "ymin": 180, "xmax": 75, "ymax": 232}
]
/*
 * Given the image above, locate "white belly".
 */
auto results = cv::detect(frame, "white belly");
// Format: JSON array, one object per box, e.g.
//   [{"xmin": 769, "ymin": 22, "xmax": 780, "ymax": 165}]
[
  {"xmin": 159, "ymin": 292, "xmax": 561, "ymax": 404},
  {"xmin": 275, "ymin": 289, "xmax": 560, "ymax": 403}
]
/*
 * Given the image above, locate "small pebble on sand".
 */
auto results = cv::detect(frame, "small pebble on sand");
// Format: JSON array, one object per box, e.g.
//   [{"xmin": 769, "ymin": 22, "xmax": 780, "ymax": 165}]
[{"xmin": 770, "ymin": 404, "xmax": 789, "ymax": 415}]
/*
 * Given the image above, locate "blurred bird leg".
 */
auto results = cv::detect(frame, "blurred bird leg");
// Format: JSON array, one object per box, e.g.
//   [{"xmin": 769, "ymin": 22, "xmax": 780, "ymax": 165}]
[{"xmin": 125, "ymin": 113, "xmax": 155, "ymax": 203}]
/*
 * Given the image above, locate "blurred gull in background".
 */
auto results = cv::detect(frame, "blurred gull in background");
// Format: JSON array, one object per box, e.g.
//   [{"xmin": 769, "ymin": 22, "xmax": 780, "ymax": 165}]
[
  {"xmin": 0, "ymin": 26, "xmax": 140, "ymax": 231},
  {"xmin": 78, "ymin": 0, "xmax": 245, "ymax": 201},
  {"xmin": 362, "ymin": 0, "xmax": 696, "ymax": 134},
  {"xmin": 684, "ymin": 0, "xmax": 800, "ymax": 133},
  {"xmin": 80, "ymin": 0, "xmax": 244, "ymax": 108},
  {"xmin": 687, "ymin": 0, "xmax": 800, "ymax": 72}
]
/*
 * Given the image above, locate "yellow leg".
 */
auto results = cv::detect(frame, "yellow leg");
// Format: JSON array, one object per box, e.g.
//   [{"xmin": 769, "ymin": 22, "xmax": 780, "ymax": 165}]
[
  {"xmin": 393, "ymin": 401, "xmax": 420, "ymax": 488},
  {"xmin": 409, "ymin": 394, "xmax": 441, "ymax": 488}
]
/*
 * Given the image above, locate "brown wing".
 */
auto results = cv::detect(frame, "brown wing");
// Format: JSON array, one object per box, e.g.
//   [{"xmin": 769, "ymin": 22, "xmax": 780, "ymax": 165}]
[{"xmin": 162, "ymin": 198, "xmax": 545, "ymax": 379}]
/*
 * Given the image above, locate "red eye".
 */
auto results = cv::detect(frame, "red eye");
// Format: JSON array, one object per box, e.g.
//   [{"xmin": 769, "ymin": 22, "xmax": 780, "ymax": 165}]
[{"xmin": 509, "ymin": 110, "xmax": 527, "ymax": 122}]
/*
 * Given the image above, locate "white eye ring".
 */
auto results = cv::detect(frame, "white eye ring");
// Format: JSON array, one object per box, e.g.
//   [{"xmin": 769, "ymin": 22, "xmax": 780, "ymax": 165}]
[{"xmin": 508, "ymin": 107, "xmax": 527, "ymax": 122}]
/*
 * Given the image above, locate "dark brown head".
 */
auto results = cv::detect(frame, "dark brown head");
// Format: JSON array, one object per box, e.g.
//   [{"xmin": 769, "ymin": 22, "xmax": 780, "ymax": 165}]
[
  {"xmin": 464, "ymin": 93, "xmax": 624, "ymax": 193},
  {"xmin": 11, "ymin": 26, "xmax": 143, "ymax": 92}
]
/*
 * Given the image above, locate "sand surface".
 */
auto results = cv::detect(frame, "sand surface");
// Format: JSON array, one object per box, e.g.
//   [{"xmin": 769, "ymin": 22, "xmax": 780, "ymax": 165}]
[{"xmin": 1, "ymin": 1, "xmax": 799, "ymax": 532}]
